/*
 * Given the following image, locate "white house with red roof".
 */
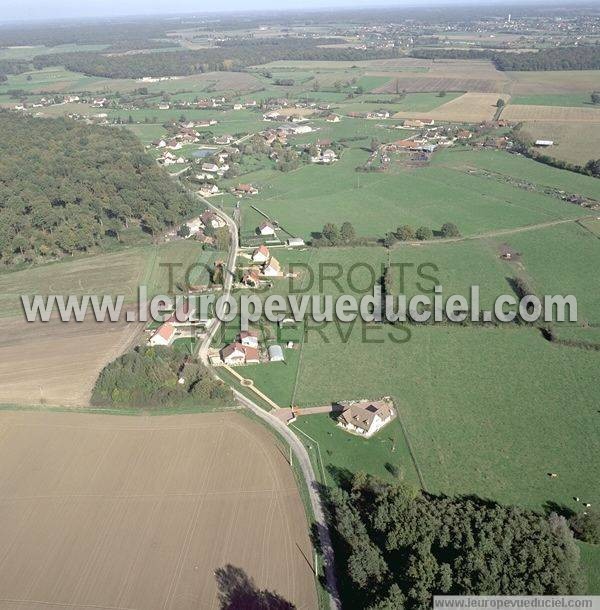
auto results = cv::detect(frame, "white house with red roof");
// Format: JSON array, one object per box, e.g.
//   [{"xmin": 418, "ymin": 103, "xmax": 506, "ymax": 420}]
[
  {"xmin": 251, "ymin": 245, "xmax": 270, "ymax": 263},
  {"xmin": 148, "ymin": 323, "xmax": 176, "ymax": 346}
]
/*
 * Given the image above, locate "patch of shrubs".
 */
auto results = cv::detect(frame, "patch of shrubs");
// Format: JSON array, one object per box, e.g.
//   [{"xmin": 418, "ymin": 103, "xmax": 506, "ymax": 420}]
[{"xmin": 91, "ymin": 346, "xmax": 234, "ymax": 409}]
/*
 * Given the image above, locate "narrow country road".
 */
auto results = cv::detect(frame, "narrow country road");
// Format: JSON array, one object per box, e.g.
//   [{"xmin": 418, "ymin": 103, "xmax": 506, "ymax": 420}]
[{"xmin": 181, "ymin": 183, "xmax": 341, "ymax": 610}]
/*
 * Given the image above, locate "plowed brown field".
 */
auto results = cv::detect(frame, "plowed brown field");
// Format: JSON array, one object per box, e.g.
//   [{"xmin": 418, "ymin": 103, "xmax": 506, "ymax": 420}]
[{"xmin": 0, "ymin": 410, "xmax": 317, "ymax": 610}]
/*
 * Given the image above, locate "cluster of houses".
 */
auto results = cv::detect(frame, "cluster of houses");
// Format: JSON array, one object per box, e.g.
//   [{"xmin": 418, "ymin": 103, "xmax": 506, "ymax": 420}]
[
  {"xmin": 348, "ymin": 109, "xmax": 390, "ymax": 120},
  {"xmin": 14, "ymin": 94, "xmax": 108, "ymax": 112},
  {"xmin": 166, "ymin": 210, "xmax": 226, "ymax": 243},
  {"xmin": 241, "ymin": 244, "xmax": 283, "ymax": 287},
  {"xmin": 402, "ymin": 118, "xmax": 435, "ymax": 129},
  {"xmin": 218, "ymin": 330, "xmax": 286, "ymax": 366}
]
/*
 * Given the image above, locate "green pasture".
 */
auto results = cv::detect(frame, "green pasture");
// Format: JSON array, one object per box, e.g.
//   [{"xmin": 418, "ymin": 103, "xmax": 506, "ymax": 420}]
[
  {"xmin": 293, "ymin": 322, "xmax": 599, "ymax": 510},
  {"xmin": 239, "ymin": 147, "xmax": 590, "ymax": 241},
  {"xmin": 500, "ymin": 222, "xmax": 600, "ymax": 325}
]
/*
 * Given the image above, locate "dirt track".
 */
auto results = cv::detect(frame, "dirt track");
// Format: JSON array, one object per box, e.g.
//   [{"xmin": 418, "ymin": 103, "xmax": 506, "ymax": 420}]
[
  {"xmin": 0, "ymin": 410, "xmax": 317, "ymax": 610},
  {"xmin": 0, "ymin": 315, "xmax": 143, "ymax": 407}
]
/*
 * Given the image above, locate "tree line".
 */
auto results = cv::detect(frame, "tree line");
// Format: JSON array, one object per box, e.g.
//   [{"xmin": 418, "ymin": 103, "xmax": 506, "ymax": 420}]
[
  {"xmin": 32, "ymin": 39, "xmax": 399, "ymax": 79},
  {"xmin": 327, "ymin": 472, "xmax": 585, "ymax": 609},
  {"xmin": 0, "ymin": 112, "xmax": 196, "ymax": 267}
]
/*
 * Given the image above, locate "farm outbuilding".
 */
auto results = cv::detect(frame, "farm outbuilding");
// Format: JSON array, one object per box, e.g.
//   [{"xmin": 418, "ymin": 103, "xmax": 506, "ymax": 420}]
[{"xmin": 268, "ymin": 345, "xmax": 285, "ymax": 362}]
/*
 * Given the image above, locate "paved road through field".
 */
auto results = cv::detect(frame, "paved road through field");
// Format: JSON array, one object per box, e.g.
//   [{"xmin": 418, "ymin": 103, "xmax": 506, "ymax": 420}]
[{"xmin": 183, "ymin": 185, "xmax": 341, "ymax": 610}]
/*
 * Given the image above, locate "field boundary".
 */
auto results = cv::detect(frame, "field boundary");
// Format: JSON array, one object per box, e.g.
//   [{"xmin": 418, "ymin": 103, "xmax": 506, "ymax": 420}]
[{"xmin": 393, "ymin": 403, "xmax": 428, "ymax": 492}]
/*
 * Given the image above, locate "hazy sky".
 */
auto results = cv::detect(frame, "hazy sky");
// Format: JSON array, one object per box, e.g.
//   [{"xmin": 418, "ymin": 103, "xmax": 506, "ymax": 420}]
[{"xmin": 0, "ymin": 0, "xmax": 529, "ymax": 23}]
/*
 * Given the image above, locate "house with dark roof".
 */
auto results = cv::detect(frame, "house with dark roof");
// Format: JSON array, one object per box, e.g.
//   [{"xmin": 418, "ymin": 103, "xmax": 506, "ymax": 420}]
[{"xmin": 338, "ymin": 399, "xmax": 395, "ymax": 438}]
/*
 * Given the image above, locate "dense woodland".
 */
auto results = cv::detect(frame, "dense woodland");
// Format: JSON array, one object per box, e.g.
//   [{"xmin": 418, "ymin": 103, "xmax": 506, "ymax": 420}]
[
  {"xmin": 412, "ymin": 46, "xmax": 600, "ymax": 71},
  {"xmin": 32, "ymin": 39, "xmax": 399, "ymax": 79},
  {"xmin": 0, "ymin": 112, "xmax": 195, "ymax": 266},
  {"xmin": 493, "ymin": 45, "xmax": 600, "ymax": 71},
  {"xmin": 328, "ymin": 473, "xmax": 584, "ymax": 609},
  {"xmin": 92, "ymin": 346, "xmax": 234, "ymax": 408}
]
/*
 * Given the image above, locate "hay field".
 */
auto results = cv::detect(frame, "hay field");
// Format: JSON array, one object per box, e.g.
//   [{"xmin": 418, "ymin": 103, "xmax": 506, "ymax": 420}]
[
  {"xmin": 0, "ymin": 242, "xmax": 211, "ymax": 407},
  {"xmin": 519, "ymin": 121, "xmax": 600, "ymax": 165},
  {"xmin": 393, "ymin": 92, "xmax": 503, "ymax": 122},
  {"xmin": 506, "ymin": 70, "xmax": 600, "ymax": 95},
  {"xmin": 375, "ymin": 76, "xmax": 500, "ymax": 94},
  {"xmin": 0, "ymin": 315, "xmax": 143, "ymax": 406},
  {"xmin": 0, "ymin": 410, "xmax": 317, "ymax": 609},
  {"xmin": 502, "ymin": 104, "xmax": 600, "ymax": 123}
]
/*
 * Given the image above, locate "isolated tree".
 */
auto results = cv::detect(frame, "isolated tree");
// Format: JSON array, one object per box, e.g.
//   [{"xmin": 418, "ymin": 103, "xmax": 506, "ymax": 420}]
[
  {"xmin": 591, "ymin": 91, "xmax": 600, "ymax": 105},
  {"xmin": 440, "ymin": 222, "xmax": 460, "ymax": 238},
  {"xmin": 178, "ymin": 224, "xmax": 190, "ymax": 238},
  {"xmin": 370, "ymin": 138, "xmax": 381, "ymax": 152},
  {"xmin": 322, "ymin": 223, "xmax": 340, "ymax": 245},
  {"xmin": 340, "ymin": 221, "xmax": 356, "ymax": 243},
  {"xmin": 496, "ymin": 98, "xmax": 506, "ymax": 108},
  {"xmin": 415, "ymin": 226, "xmax": 433, "ymax": 241},
  {"xmin": 395, "ymin": 225, "xmax": 415, "ymax": 241}
]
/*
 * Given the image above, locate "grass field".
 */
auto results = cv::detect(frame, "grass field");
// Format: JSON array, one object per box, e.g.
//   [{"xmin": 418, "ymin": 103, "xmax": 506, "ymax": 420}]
[
  {"xmin": 498, "ymin": 222, "xmax": 600, "ymax": 324},
  {"xmin": 579, "ymin": 542, "xmax": 600, "ymax": 594},
  {"xmin": 394, "ymin": 92, "xmax": 503, "ymax": 122},
  {"xmin": 0, "ymin": 44, "xmax": 107, "ymax": 60},
  {"xmin": 0, "ymin": 67, "xmax": 264, "ymax": 96},
  {"xmin": 0, "ymin": 410, "xmax": 317, "ymax": 608},
  {"xmin": 0, "ymin": 240, "xmax": 212, "ymax": 318},
  {"xmin": 294, "ymin": 323, "xmax": 599, "ymax": 510},
  {"xmin": 239, "ymin": 146, "xmax": 591, "ymax": 241},
  {"xmin": 291, "ymin": 414, "xmax": 422, "ymax": 488},
  {"xmin": 233, "ymin": 237, "xmax": 599, "ymax": 512},
  {"xmin": 510, "ymin": 94, "xmax": 598, "ymax": 108}
]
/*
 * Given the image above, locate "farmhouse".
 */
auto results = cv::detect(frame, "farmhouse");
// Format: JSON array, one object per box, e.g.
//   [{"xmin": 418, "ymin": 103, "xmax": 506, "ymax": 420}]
[
  {"xmin": 338, "ymin": 399, "xmax": 395, "ymax": 438},
  {"xmin": 535, "ymin": 139, "xmax": 554, "ymax": 147},
  {"xmin": 199, "ymin": 184, "xmax": 219, "ymax": 196},
  {"xmin": 232, "ymin": 184, "xmax": 259, "ymax": 196},
  {"xmin": 185, "ymin": 217, "xmax": 203, "ymax": 235},
  {"xmin": 311, "ymin": 148, "xmax": 338, "ymax": 164},
  {"xmin": 288, "ymin": 237, "xmax": 305, "ymax": 247},
  {"xmin": 148, "ymin": 323, "xmax": 176, "ymax": 347},
  {"xmin": 268, "ymin": 344, "xmax": 285, "ymax": 362},
  {"xmin": 220, "ymin": 342, "xmax": 259, "ymax": 365},
  {"xmin": 200, "ymin": 210, "xmax": 226, "ymax": 229},
  {"xmin": 252, "ymin": 244, "xmax": 270, "ymax": 262},
  {"xmin": 258, "ymin": 221, "xmax": 276, "ymax": 236},
  {"xmin": 201, "ymin": 163, "xmax": 219, "ymax": 173},
  {"xmin": 326, "ymin": 114, "xmax": 341, "ymax": 122},
  {"xmin": 263, "ymin": 256, "xmax": 281, "ymax": 277}
]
